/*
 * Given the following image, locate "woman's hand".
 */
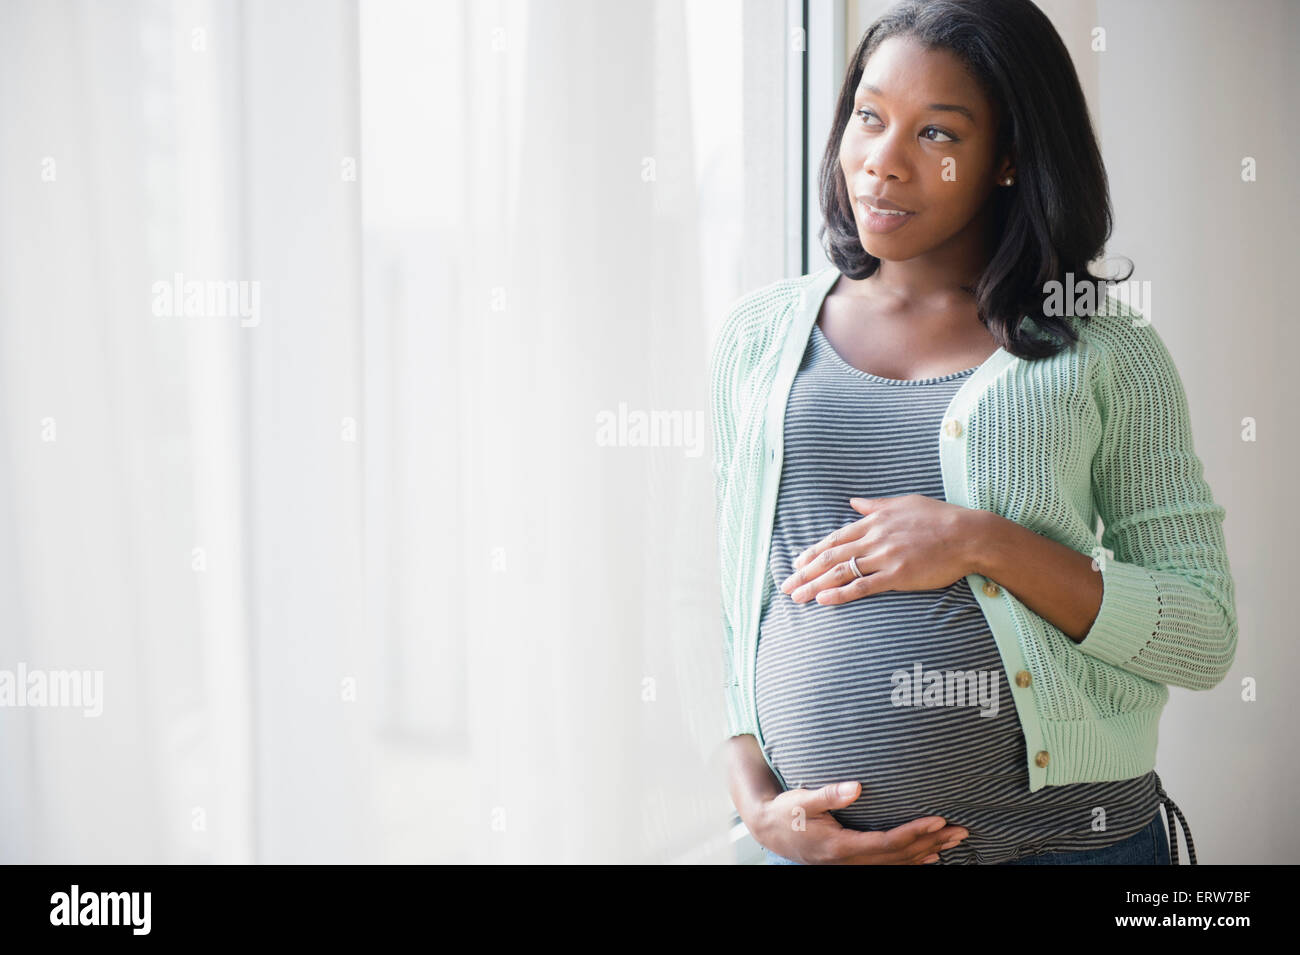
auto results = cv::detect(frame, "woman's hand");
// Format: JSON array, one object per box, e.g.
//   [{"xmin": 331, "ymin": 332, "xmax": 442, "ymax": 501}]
[
  {"xmin": 751, "ymin": 781, "xmax": 970, "ymax": 865},
  {"xmin": 780, "ymin": 495, "xmax": 979, "ymax": 606},
  {"xmin": 726, "ymin": 726, "xmax": 970, "ymax": 865}
]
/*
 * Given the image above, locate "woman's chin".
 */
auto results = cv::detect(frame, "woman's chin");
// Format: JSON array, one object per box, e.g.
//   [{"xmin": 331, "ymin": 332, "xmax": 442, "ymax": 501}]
[{"xmin": 859, "ymin": 237, "xmax": 909, "ymax": 261}]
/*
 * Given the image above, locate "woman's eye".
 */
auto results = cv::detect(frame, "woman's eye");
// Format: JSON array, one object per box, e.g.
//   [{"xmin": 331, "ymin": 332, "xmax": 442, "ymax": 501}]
[
  {"xmin": 855, "ymin": 108, "xmax": 957, "ymax": 143},
  {"xmin": 855, "ymin": 108, "xmax": 883, "ymax": 128},
  {"xmin": 852, "ymin": 108, "xmax": 883, "ymax": 130}
]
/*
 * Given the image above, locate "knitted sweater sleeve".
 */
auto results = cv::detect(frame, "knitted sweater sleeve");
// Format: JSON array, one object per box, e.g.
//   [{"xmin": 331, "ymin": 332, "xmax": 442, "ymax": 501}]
[
  {"xmin": 710, "ymin": 299, "xmax": 747, "ymax": 740},
  {"xmin": 1080, "ymin": 312, "xmax": 1238, "ymax": 690}
]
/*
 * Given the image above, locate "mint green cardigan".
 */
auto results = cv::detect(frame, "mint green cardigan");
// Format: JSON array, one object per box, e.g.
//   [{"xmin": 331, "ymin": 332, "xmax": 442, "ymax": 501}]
[{"xmin": 710, "ymin": 266, "xmax": 1238, "ymax": 792}]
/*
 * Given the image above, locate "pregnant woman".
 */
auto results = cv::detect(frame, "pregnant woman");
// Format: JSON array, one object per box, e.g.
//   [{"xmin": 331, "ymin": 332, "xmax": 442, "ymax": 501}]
[{"xmin": 710, "ymin": 0, "xmax": 1237, "ymax": 865}]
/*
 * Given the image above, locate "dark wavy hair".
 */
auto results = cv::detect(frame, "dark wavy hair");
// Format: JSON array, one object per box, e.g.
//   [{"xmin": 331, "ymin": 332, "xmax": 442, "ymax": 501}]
[{"xmin": 818, "ymin": 0, "xmax": 1133, "ymax": 360}]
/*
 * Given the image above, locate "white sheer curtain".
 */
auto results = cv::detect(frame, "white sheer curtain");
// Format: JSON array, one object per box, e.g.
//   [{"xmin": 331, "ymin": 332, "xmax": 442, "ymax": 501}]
[
  {"xmin": 0, "ymin": 0, "xmax": 371, "ymax": 863},
  {"xmin": 0, "ymin": 0, "xmax": 265, "ymax": 863},
  {"xmin": 0, "ymin": 0, "xmax": 790, "ymax": 862},
  {"xmin": 359, "ymin": 0, "xmax": 790, "ymax": 863}
]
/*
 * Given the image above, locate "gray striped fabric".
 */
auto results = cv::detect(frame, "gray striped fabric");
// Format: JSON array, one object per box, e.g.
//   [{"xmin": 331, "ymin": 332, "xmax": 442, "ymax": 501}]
[{"xmin": 755, "ymin": 322, "xmax": 1158, "ymax": 864}]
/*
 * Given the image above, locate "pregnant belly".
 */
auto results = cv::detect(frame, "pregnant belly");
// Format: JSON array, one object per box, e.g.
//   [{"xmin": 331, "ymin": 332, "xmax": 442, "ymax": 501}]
[{"xmin": 754, "ymin": 584, "xmax": 1028, "ymax": 832}]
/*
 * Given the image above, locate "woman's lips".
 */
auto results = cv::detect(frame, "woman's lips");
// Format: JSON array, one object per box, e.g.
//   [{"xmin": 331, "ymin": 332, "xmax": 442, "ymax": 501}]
[{"xmin": 858, "ymin": 198, "xmax": 916, "ymax": 234}]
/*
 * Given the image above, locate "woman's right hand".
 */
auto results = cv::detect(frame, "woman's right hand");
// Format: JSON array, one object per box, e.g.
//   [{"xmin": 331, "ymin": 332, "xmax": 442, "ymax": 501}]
[{"xmin": 750, "ymin": 781, "xmax": 970, "ymax": 865}]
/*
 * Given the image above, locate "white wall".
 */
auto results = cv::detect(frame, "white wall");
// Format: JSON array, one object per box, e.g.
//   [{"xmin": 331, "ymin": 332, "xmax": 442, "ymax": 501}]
[{"xmin": 1091, "ymin": 0, "xmax": 1297, "ymax": 865}]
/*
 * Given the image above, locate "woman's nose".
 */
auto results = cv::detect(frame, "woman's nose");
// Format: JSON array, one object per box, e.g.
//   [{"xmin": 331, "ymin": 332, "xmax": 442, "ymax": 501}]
[{"xmin": 859, "ymin": 131, "xmax": 909, "ymax": 182}]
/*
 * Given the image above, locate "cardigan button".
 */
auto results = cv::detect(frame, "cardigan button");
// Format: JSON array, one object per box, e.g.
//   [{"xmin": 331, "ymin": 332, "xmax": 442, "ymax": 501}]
[
  {"xmin": 1015, "ymin": 670, "xmax": 1032, "ymax": 688},
  {"xmin": 1035, "ymin": 751, "xmax": 1050, "ymax": 768},
  {"xmin": 982, "ymin": 579, "xmax": 1001, "ymax": 597},
  {"xmin": 942, "ymin": 418, "xmax": 963, "ymax": 439}
]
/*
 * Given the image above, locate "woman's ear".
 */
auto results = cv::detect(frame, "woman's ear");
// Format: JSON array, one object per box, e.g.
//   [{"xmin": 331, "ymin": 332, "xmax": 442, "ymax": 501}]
[
  {"xmin": 996, "ymin": 149, "xmax": 1017, "ymax": 185},
  {"xmin": 1001, "ymin": 144, "xmax": 1017, "ymax": 180}
]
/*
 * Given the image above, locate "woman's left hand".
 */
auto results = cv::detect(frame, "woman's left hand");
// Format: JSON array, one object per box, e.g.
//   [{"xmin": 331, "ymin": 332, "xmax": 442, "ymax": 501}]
[{"xmin": 780, "ymin": 495, "xmax": 981, "ymax": 605}]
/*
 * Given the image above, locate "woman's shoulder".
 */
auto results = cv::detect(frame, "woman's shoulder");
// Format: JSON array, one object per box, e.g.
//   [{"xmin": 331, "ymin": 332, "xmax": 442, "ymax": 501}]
[
  {"xmin": 713, "ymin": 268, "xmax": 833, "ymax": 361},
  {"xmin": 1063, "ymin": 293, "xmax": 1190, "ymax": 407}
]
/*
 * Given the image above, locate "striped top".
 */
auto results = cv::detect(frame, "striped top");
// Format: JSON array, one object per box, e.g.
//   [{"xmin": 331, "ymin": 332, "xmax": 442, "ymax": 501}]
[
  {"xmin": 711, "ymin": 267, "xmax": 1237, "ymax": 796},
  {"xmin": 754, "ymin": 322, "xmax": 1159, "ymax": 863}
]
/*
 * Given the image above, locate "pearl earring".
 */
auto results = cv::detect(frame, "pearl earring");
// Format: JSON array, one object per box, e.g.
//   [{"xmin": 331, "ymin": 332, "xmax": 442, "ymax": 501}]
[{"xmin": 1002, "ymin": 176, "xmax": 1015, "ymax": 186}]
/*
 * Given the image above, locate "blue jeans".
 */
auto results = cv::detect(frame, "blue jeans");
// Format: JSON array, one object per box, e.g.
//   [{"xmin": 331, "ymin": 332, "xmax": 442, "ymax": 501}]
[{"xmin": 761, "ymin": 809, "xmax": 1171, "ymax": 865}]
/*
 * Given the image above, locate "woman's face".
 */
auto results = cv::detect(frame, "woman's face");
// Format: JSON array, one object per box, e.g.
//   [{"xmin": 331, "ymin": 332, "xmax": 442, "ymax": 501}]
[{"xmin": 840, "ymin": 34, "xmax": 1011, "ymax": 263}]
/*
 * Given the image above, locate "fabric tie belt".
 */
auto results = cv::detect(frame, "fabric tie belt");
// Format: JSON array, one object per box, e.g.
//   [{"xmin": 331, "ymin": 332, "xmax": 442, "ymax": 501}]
[{"xmin": 1152, "ymin": 771, "xmax": 1196, "ymax": 864}]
